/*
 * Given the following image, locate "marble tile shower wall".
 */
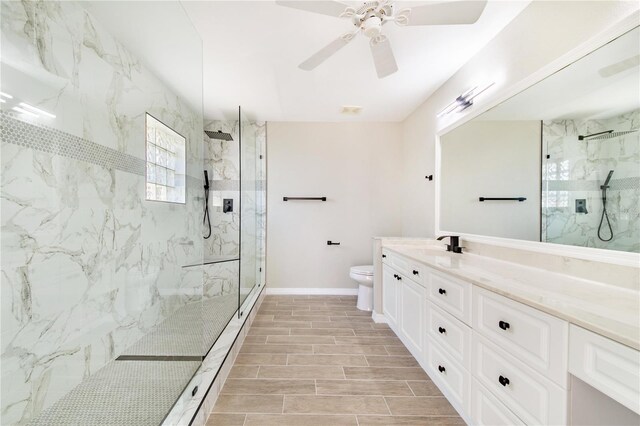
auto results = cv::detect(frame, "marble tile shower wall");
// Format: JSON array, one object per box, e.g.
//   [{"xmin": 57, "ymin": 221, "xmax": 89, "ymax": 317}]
[
  {"xmin": 542, "ymin": 109, "xmax": 639, "ymax": 252},
  {"xmin": 203, "ymin": 119, "xmax": 266, "ymax": 267},
  {"xmin": 1, "ymin": 1, "xmax": 204, "ymax": 424}
]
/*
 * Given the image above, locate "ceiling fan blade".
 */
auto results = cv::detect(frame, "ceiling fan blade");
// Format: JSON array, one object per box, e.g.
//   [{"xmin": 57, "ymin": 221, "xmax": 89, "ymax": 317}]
[
  {"xmin": 275, "ymin": 1, "xmax": 350, "ymax": 18},
  {"xmin": 299, "ymin": 33, "xmax": 355, "ymax": 71},
  {"xmin": 407, "ymin": 1, "xmax": 488, "ymax": 26},
  {"xmin": 370, "ymin": 36, "xmax": 398, "ymax": 78}
]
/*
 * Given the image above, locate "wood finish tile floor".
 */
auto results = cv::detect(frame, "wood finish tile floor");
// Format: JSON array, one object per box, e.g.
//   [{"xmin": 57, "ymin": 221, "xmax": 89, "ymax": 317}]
[{"xmin": 208, "ymin": 295, "xmax": 464, "ymax": 425}]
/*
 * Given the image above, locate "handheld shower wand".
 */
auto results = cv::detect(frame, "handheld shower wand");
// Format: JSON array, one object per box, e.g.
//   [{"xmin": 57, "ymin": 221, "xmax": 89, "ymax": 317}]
[
  {"xmin": 203, "ymin": 170, "xmax": 212, "ymax": 239},
  {"xmin": 597, "ymin": 170, "xmax": 614, "ymax": 242}
]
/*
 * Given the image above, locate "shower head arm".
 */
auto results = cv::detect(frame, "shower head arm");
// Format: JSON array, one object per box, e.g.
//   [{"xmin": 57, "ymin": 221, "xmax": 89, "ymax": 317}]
[{"xmin": 578, "ymin": 130, "xmax": 614, "ymax": 141}]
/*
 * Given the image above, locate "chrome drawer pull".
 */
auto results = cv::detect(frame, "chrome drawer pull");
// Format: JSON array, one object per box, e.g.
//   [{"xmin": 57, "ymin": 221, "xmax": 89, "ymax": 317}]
[
  {"xmin": 498, "ymin": 375, "xmax": 510, "ymax": 386},
  {"xmin": 498, "ymin": 320, "xmax": 510, "ymax": 331}
]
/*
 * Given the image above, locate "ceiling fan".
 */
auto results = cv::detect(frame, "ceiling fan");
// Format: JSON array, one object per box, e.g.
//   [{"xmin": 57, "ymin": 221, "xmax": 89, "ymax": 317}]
[{"xmin": 276, "ymin": 0, "xmax": 488, "ymax": 78}]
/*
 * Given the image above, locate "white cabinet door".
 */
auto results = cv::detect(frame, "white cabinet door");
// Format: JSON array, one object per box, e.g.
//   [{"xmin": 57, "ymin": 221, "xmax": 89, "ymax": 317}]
[
  {"xmin": 382, "ymin": 265, "xmax": 398, "ymax": 328},
  {"xmin": 400, "ymin": 276, "xmax": 424, "ymax": 358}
]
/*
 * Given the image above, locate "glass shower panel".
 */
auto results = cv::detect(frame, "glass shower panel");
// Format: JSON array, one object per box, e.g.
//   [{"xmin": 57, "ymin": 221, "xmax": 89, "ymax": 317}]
[
  {"xmin": 239, "ymin": 107, "xmax": 259, "ymax": 309},
  {"xmin": 257, "ymin": 123, "xmax": 267, "ymax": 287},
  {"xmin": 0, "ymin": 1, "xmax": 204, "ymax": 424}
]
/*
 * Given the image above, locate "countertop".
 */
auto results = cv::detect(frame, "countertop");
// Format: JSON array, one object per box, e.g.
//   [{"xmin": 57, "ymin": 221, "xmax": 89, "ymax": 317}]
[{"xmin": 384, "ymin": 244, "xmax": 640, "ymax": 350}]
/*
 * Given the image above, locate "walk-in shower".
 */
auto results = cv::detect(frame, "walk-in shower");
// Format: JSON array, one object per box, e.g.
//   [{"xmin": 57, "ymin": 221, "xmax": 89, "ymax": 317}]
[{"xmin": 0, "ymin": 2, "xmax": 266, "ymax": 425}]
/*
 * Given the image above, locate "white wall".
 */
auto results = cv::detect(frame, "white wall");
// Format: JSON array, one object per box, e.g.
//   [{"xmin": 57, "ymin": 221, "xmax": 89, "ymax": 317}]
[
  {"xmin": 440, "ymin": 120, "xmax": 541, "ymax": 241},
  {"xmin": 401, "ymin": 1, "xmax": 640, "ymax": 237},
  {"xmin": 266, "ymin": 122, "xmax": 403, "ymax": 290}
]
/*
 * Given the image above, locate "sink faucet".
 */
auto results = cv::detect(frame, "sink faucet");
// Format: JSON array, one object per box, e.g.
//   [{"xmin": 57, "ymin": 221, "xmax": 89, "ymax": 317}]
[{"xmin": 436, "ymin": 235, "xmax": 463, "ymax": 254}]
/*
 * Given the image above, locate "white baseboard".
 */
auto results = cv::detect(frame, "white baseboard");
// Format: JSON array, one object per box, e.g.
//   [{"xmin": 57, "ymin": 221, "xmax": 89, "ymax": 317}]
[
  {"xmin": 265, "ymin": 287, "xmax": 358, "ymax": 296},
  {"xmin": 372, "ymin": 311, "xmax": 388, "ymax": 323}
]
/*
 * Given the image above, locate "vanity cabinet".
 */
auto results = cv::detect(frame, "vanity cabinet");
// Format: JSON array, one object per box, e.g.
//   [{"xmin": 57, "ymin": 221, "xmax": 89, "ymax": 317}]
[{"xmin": 381, "ymin": 249, "xmax": 579, "ymax": 425}]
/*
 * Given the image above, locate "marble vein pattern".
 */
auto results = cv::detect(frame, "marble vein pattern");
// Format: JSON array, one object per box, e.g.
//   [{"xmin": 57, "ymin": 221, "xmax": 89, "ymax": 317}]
[
  {"xmin": 1, "ymin": 1, "xmax": 205, "ymax": 424},
  {"xmin": 542, "ymin": 110, "xmax": 639, "ymax": 252}
]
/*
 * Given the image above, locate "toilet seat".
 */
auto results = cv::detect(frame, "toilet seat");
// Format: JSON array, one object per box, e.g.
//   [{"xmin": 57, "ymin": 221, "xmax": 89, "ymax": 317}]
[{"xmin": 350, "ymin": 265, "xmax": 373, "ymax": 276}]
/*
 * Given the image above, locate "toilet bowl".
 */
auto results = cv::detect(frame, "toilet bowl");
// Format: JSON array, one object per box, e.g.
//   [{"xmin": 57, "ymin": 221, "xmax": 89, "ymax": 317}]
[{"xmin": 350, "ymin": 265, "xmax": 374, "ymax": 311}]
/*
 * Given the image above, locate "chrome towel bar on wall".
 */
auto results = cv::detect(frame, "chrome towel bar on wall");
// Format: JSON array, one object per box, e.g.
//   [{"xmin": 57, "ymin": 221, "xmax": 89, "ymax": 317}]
[
  {"xmin": 283, "ymin": 197, "xmax": 326, "ymax": 201},
  {"xmin": 479, "ymin": 197, "xmax": 527, "ymax": 202}
]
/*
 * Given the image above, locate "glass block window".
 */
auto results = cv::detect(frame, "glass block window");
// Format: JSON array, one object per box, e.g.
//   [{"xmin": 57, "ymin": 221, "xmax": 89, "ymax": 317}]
[{"xmin": 145, "ymin": 114, "xmax": 186, "ymax": 203}]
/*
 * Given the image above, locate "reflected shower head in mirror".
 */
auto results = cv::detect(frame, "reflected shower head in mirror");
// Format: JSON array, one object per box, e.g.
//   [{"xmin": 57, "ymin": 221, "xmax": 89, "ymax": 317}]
[
  {"xmin": 205, "ymin": 130, "xmax": 234, "ymax": 141},
  {"xmin": 578, "ymin": 129, "xmax": 638, "ymax": 140}
]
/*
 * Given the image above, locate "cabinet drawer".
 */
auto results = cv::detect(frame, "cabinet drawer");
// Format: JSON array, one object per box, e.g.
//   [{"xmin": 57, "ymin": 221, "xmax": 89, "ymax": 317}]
[
  {"xmin": 472, "ymin": 333, "xmax": 566, "ymax": 425},
  {"xmin": 471, "ymin": 378, "xmax": 525, "ymax": 426},
  {"xmin": 428, "ymin": 269, "xmax": 471, "ymax": 325},
  {"xmin": 569, "ymin": 325, "xmax": 640, "ymax": 414},
  {"xmin": 473, "ymin": 287, "xmax": 568, "ymax": 387},
  {"xmin": 382, "ymin": 250, "xmax": 427, "ymax": 287},
  {"xmin": 426, "ymin": 338, "xmax": 470, "ymax": 414},
  {"xmin": 426, "ymin": 301, "xmax": 471, "ymax": 369}
]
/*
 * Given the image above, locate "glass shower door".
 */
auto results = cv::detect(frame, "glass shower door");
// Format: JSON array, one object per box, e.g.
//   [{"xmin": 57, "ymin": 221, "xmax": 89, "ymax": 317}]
[{"xmin": 239, "ymin": 107, "xmax": 259, "ymax": 312}]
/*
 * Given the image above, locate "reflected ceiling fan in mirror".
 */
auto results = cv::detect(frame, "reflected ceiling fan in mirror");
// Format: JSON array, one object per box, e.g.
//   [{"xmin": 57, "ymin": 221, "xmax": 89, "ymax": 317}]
[{"xmin": 276, "ymin": 0, "xmax": 488, "ymax": 78}]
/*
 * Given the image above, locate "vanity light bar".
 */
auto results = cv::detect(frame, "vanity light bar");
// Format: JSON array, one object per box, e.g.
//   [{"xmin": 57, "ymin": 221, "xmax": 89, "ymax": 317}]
[
  {"xmin": 437, "ymin": 82, "xmax": 495, "ymax": 117},
  {"xmin": 19, "ymin": 102, "xmax": 56, "ymax": 118}
]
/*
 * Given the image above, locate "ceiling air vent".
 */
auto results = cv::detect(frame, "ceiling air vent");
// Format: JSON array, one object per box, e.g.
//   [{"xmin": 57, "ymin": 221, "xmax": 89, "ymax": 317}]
[{"xmin": 341, "ymin": 105, "xmax": 363, "ymax": 115}]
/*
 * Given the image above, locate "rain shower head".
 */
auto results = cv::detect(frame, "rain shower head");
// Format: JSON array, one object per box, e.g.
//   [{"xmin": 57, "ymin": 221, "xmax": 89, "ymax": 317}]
[
  {"xmin": 578, "ymin": 129, "xmax": 638, "ymax": 141},
  {"xmin": 205, "ymin": 130, "xmax": 234, "ymax": 141}
]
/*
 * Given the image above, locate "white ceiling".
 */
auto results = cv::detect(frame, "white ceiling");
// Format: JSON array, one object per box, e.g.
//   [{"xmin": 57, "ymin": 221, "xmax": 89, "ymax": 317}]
[
  {"xmin": 480, "ymin": 26, "xmax": 640, "ymax": 121},
  {"xmin": 183, "ymin": 1, "xmax": 530, "ymax": 122}
]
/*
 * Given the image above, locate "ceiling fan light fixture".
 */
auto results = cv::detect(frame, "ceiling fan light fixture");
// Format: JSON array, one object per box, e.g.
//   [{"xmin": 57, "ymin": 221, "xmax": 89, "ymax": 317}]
[{"xmin": 362, "ymin": 16, "xmax": 383, "ymax": 38}]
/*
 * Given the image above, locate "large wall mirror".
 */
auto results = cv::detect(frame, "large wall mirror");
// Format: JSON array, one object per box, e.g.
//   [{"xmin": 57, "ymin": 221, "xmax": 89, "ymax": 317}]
[{"xmin": 439, "ymin": 26, "xmax": 639, "ymax": 253}]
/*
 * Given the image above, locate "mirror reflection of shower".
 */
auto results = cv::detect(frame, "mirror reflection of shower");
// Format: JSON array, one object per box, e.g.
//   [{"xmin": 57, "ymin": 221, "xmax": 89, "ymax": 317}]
[
  {"xmin": 598, "ymin": 169, "xmax": 614, "ymax": 242},
  {"xmin": 578, "ymin": 128, "xmax": 639, "ymax": 242}
]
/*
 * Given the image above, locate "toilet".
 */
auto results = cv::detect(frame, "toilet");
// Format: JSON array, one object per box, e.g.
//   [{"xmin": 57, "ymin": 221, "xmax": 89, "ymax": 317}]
[{"xmin": 350, "ymin": 265, "xmax": 374, "ymax": 311}]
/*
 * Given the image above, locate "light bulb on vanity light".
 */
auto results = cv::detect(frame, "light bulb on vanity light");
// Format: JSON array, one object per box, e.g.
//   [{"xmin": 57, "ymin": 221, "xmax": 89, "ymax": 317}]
[{"xmin": 437, "ymin": 82, "xmax": 495, "ymax": 118}]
